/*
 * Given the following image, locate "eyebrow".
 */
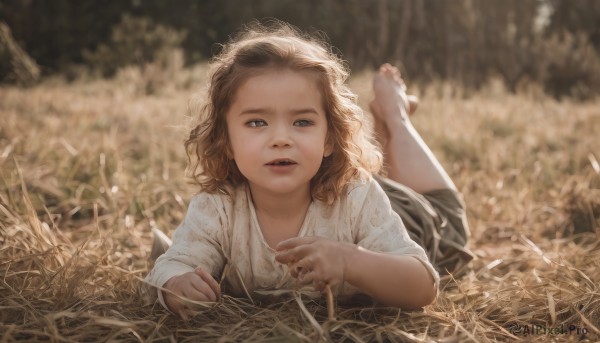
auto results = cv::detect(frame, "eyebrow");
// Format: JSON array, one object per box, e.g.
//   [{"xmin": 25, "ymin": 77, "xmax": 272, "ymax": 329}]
[{"xmin": 238, "ymin": 108, "xmax": 320, "ymax": 116}]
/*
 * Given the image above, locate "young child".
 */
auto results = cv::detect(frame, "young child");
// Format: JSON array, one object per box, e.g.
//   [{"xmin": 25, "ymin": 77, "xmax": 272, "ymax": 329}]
[{"xmin": 144, "ymin": 23, "xmax": 473, "ymax": 318}]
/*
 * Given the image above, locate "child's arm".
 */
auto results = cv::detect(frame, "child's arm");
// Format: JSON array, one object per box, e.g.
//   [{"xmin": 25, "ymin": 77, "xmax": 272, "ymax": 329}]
[
  {"xmin": 343, "ymin": 245, "xmax": 436, "ymax": 308},
  {"xmin": 276, "ymin": 177, "xmax": 439, "ymax": 308},
  {"xmin": 275, "ymin": 237, "xmax": 435, "ymax": 308},
  {"xmin": 145, "ymin": 193, "xmax": 226, "ymax": 314}
]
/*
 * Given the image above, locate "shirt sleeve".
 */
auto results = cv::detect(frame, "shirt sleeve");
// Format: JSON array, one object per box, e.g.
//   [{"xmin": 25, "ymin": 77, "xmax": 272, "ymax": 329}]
[
  {"xmin": 351, "ymin": 177, "xmax": 440, "ymax": 292},
  {"xmin": 144, "ymin": 192, "xmax": 226, "ymax": 309}
]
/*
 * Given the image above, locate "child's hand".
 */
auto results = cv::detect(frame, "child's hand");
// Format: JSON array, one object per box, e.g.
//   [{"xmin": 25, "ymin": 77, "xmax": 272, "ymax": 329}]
[
  {"xmin": 163, "ymin": 267, "xmax": 220, "ymax": 318},
  {"xmin": 274, "ymin": 236, "xmax": 356, "ymax": 292}
]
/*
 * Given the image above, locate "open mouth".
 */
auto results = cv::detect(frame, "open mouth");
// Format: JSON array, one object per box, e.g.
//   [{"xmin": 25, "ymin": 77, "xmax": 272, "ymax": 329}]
[{"xmin": 266, "ymin": 159, "xmax": 297, "ymax": 166}]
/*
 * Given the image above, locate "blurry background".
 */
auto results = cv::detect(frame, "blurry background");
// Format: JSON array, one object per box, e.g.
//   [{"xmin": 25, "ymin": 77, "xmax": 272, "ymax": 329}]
[{"xmin": 1, "ymin": 0, "xmax": 600, "ymax": 99}]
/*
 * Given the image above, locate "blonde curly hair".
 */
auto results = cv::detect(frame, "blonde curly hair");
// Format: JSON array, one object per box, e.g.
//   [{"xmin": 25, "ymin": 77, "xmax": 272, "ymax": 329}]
[{"xmin": 185, "ymin": 21, "xmax": 382, "ymax": 204}]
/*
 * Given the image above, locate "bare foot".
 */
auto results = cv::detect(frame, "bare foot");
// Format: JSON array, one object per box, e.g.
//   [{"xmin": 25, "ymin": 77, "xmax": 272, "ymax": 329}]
[
  {"xmin": 369, "ymin": 64, "xmax": 418, "ymax": 155},
  {"xmin": 372, "ymin": 63, "xmax": 418, "ymax": 124}
]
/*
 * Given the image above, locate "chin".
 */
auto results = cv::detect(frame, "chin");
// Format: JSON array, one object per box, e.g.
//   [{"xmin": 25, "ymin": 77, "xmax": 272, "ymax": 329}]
[
  {"xmin": 254, "ymin": 181, "xmax": 309, "ymax": 195},
  {"xmin": 267, "ymin": 184, "xmax": 304, "ymax": 194}
]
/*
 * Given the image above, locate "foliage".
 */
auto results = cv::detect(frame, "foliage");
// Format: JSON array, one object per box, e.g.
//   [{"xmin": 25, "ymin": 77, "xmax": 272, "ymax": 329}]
[
  {"xmin": 1, "ymin": 0, "xmax": 600, "ymax": 95},
  {"xmin": 0, "ymin": 21, "xmax": 39, "ymax": 85},
  {"xmin": 540, "ymin": 32, "xmax": 600, "ymax": 100},
  {"xmin": 82, "ymin": 15, "xmax": 186, "ymax": 78}
]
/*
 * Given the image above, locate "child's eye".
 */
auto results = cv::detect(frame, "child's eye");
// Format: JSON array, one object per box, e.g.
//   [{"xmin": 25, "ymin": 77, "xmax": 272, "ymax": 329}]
[
  {"xmin": 294, "ymin": 119, "xmax": 314, "ymax": 127},
  {"xmin": 246, "ymin": 120, "xmax": 267, "ymax": 127}
]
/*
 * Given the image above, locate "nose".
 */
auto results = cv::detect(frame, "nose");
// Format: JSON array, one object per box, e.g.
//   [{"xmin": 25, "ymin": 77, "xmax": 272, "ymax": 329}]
[{"xmin": 269, "ymin": 123, "xmax": 293, "ymax": 148}]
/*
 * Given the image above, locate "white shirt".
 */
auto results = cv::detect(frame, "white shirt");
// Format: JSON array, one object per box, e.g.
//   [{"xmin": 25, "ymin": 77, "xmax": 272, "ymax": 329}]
[{"xmin": 145, "ymin": 176, "xmax": 439, "ymax": 308}]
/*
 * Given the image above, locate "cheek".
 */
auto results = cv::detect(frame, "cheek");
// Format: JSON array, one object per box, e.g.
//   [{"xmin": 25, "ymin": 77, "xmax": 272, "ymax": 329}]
[
  {"xmin": 227, "ymin": 126, "xmax": 246, "ymax": 155},
  {"xmin": 229, "ymin": 132, "xmax": 261, "ymax": 162},
  {"xmin": 300, "ymin": 137, "xmax": 327, "ymax": 162}
]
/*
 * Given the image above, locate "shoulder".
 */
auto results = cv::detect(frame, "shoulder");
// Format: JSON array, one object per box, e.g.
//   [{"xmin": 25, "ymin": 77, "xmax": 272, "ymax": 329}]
[
  {"xmin": 187, "ymin": 190, "xmax": 236, "ymax": 222},
  {"xmin": 346, "ymin": 175, "xmax": 385, "ymax": 202},
  {"xmin": 337, "ymin": 175, "xmax": 390, "ymax": 220},
  {"xmin": 189, "ymin": 191, "xmax": 222, "ymax": 211},
  {"xmin": 188, "ymin": 186, "xmax": 251, "ymax": 220}
]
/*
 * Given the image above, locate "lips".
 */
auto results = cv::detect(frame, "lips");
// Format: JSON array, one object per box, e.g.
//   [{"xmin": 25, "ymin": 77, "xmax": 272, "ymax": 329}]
[{"xmin": 266, "ymin": 158, "xmax": 297, "ymax": 166}]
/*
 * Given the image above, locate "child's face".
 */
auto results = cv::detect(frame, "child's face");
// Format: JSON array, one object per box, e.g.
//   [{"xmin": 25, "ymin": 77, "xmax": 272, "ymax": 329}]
[{"xmin": 226, "ymin": 68, "xmax": 332, "ymax": 198}]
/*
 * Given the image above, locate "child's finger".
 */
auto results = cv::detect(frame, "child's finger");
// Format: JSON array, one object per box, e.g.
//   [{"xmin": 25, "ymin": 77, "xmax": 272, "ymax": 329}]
[
  {"xmin": 275, "ymin": 236, "xmax": 319, "ymax": 251},
  {"xmin": 190, "ymin": 277, "xmax": 217, "ymax": 302},
  {"xmin": 174, "ymin": 304, "xmax": 188, "ymax": 320},
  {"xmin": 195, "ymin": 267, "xmax": 221, "ymax": 298},
  {"xmin": 298, "ymin": 270, "xmax": 316, "ymax": 285},
  {"xmin": 175, "ymin": 300, "xmax": 198, "ymax": 321},
  {"xmin": 165, "ymin": 293, "xmax": 185, "ymax": 316},
  {"xmin": 289, "ymin": 263, "xmax": 306, "ymax": 278},
  {"xmin": 275, "ymin": 245, "xmax": 312, "ymax": 264},
  {"xmin": 313, "ymin": 280, "xmax": 327, "ymax": 293},
  {"xmin": 165, "ymin": 292, "xmax": 196, "ymax": 320}
]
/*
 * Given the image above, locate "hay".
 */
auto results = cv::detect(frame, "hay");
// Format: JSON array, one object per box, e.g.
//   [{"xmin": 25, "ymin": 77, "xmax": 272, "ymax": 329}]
[{"xmin": 1, "ymin": 70, "xmax": 599, "ymax": 342}]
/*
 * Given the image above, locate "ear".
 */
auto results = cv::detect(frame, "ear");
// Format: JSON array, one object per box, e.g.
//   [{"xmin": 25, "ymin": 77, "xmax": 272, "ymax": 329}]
[{"xmin": 323, "ymin": 142, "xmax": 333, "ymax": 158}]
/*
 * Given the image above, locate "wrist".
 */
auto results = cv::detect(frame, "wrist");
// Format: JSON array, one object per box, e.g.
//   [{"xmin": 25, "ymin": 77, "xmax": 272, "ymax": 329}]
[
  {"xmin": 342, "ymin": 243, "xmax": 361, "ymax": 284},
  {"xmin": 164, "ymin": 275, "xmax": 176, "ymax": 290}
]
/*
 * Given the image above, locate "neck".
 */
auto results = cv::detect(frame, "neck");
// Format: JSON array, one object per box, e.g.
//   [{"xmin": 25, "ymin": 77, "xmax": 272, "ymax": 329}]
[{"xmin": 249, "ymin": 184, "xmax": 312, "ymax": 220}]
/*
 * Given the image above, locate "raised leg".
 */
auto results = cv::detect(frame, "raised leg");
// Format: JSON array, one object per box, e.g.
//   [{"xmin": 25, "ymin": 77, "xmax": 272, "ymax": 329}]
[{"xmin": 370, "ymin": 64, "xmax": 456, "ymax": 193}]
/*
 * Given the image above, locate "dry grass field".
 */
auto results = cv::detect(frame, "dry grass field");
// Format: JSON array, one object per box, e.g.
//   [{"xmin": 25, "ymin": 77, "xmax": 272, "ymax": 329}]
[{"xmin": 1, "ymin": 65, "xmax": 599, "ymax": 342}]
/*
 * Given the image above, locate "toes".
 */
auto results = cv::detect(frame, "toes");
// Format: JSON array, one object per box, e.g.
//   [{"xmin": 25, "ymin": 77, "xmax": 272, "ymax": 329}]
[
  {"xmin": 381, "ymin": 65, "xmax": 405, "ymax": 87},
  {"xmin": 379, "ymin": 63, "xmax": 393, "ymax": 75},
  {"xmin": 407, "ymin": 95, "xmax": 419, "ymax": 115},
  {"xmin": 382, "ymin": 65, "xmax": 395, "ymax": 79},
  {"xmin": 373, "ymin": 64, "xmax": 418, "ymax": 116}
]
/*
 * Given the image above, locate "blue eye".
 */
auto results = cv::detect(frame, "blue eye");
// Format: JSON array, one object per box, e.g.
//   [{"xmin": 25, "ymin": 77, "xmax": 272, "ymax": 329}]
[
  {"xmin": 246, "ymin": 120, "xmax": 267, "ymax": 127},
  {"xmin": 294, "ymin": 119, "xmax": 314, "ymax": 127}
]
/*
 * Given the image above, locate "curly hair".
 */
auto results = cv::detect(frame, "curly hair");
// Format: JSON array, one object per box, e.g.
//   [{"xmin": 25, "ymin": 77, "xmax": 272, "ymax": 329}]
[{"xmin": 185, "ymin": 21, "xmax": 382, "ymax": 204}]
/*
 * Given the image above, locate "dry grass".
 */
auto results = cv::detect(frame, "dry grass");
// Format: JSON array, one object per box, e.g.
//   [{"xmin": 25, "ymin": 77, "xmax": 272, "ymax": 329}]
[{"xmin": 1, "ymin": 66, "xmax": 599, "ymax": 342}]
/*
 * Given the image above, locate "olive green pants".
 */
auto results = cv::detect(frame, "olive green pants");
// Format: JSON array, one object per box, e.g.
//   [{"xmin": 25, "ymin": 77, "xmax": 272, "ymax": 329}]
[{"xmin": 375, "ymin": 175, "xmax": 475, "ymax": 275}]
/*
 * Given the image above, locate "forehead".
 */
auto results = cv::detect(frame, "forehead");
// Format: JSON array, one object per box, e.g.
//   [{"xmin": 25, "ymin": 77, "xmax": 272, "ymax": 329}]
[{"xmin": 230, "ymin": 68, "xmax": 325, "ymax": 108}]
